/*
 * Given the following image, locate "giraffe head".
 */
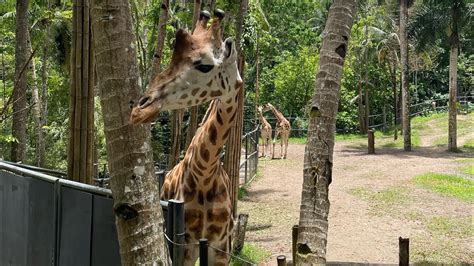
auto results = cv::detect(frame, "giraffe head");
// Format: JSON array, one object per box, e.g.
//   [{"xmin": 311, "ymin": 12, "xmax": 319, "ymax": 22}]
[
  {"xmin": 130, "ymin": 10, "xmax": 242, "ymax": 124},
  {"xmin": 262, "ymin": 103, "xmax": 274, "ymax": 113},
  {"xmin": 257, "ymin": 105, "xmax": 264, "ymax": 114}
]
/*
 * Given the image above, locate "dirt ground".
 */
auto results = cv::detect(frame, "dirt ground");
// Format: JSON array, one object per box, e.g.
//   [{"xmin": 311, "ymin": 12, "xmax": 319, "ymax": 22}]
[{"xmin": 238, "ymin": 120, "xmax": 473, "ymax": 265}]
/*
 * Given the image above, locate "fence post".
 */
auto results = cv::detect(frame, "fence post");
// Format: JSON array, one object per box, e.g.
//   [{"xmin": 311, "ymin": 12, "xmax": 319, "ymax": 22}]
[
  {"xmin": 171, "ymin": 200, "xmax": 185, "ymax": 266},
  {"xmin": 383, "ymin": 105, "xmax": 387, "ymax": 131},
  {"xmin": 277, "ymin": 255, "xmax": 287, "ymax": 266},
  {"xmin": 232, "ymin": 213, "xmax": 249, "ymax": 255},
  {"xmin": 399, "ymin": 237, "xmax": 409, "ymax": 266},
  {"xmin": 199, "ymin": 238, "xmax": 208, "ymax": 266},
  {"xmin": 368, "ymin": 129, "xmax": 375, "ymax": 154},
  {"xmin": 245, "ymin": 135, "xmax": 249, "ymax": 183},
  {"xmin": 292, "ymin": 225, "xmax": 298, "ymax": 265},
  {"xmin": 167, "ymin": 200, "xmax": 175, "ymax": 260}
]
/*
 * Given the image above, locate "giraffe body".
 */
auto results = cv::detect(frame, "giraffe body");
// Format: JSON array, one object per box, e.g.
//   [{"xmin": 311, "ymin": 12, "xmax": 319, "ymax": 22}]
[
  {"xmin": 130, "ymin": 10, "xmax": 240, "ymax": 265},
  {"xmin": 263, "ymin": 103, "xmax": 291, "ymax": 159},
  {"xmin": 257, "ymin": 106, "xmax": 272, "ymax": 157}
]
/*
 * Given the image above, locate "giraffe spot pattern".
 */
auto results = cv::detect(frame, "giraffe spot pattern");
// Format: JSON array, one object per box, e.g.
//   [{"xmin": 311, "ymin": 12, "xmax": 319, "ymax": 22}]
[
  {"xmin": 210, "ymin": 90, "xmax": 222, "ymax": 97},
  {"xmin": 200, "ymin": 143, "xmax": 210, "ymax": 162},
  {"xmin": 198, "ymin": 191, "xmax": 204, "ymax": 205},
  {"xmin": 191, "ymin": 88, "xmax": 200, "ymax": 96},
  {"xmin": 185, "ymin": 209, "xmax": 203, "ymax": 232},
  {"xmin": 199, "ymin": 91, "xmax": 207, "ymax": 98},
  {"xmin": 209, "ymin": 124, "xmax": 217, "ymax": 145},
  {"xmin": 207, "ymin": 208, "xmax": 229, "ymax": 223}
]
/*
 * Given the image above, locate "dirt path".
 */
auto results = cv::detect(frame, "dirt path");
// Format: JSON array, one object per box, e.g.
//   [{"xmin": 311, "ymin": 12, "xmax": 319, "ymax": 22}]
[{"xmin": 238, "ymin": 135, "xmax": 473, "ymax": 264}]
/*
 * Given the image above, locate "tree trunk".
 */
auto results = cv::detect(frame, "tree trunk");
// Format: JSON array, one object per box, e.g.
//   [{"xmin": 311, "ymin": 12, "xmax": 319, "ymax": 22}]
[
  {"xmin": 68, "ymin": 0, "xmax": 95, "ymax": 184},
  {"xmin": 39, "ymin": 28, "xmax": 49, "ymax": 167},
  {"xmin": 168, "ymin": 109, "xmax": 183, "ymax": 169},
  {"xmin": 11, "ymin": 0, "xmax": 29, "ymax": 163},
  {"xmin": 399, "ymin": 0, "xmax": 411, "ymax": 151},
  {"xmin": 296, "ymin": 0, "xmax": 356, "ymax": 264},
  {"xmin": 150, "ymin": 0, "xmax": 169, "ymax": 78},
  {"xmin": 27, "ymin": 32, "xmax": 45, "ymax": 167},
  {"xmin": 185, "ymin": 0, "xmax": 202, "ymax": 148},
  {"xmin": 91, "ymin": 0, "xmax": 170, "ymax": 263},
  {"xmin": 448, "ymin": 5, "xmax": 459, "ymax": 152},
  {"xmin": 391, "ymin": 65, "xmax": 398, "ymax": 140},
  {"xmin": 224, "ymin": 0, "xmax": 248, "ymax": 217}
]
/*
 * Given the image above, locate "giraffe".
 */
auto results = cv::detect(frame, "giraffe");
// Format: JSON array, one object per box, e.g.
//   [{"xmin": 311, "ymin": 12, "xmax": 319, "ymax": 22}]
[
  {"xmin": 257, "ymin": 106, "xmax": 272, "ymax": 157},
  {"xmin": 130, "ymin": 10, "xmax": 240, "ymax": 266},
  {"xmin": 262, "ymin": 103, "xmax": 291, "ymax": 159}
]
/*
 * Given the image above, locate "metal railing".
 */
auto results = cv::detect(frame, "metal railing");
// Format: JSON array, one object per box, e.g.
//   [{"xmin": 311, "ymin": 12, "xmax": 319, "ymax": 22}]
[{"xmin": 240, "ymin": 126, "xmax": 259, "ymax": 185}]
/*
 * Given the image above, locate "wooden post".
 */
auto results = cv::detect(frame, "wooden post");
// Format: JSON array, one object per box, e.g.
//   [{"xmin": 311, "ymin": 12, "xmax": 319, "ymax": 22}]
[
  {"xmin": 292, "ymin": 225, "xmax": 298, "ymax": 265},
  {"xmin": 399, "ymin": 237, "xmax": 409, "ymax": 266},
  {"xmin": 232, "ymin": 213, "xmax": 249, "ymax": 255},
  {"xmin": 368, "ymin": 129, "xmax": 375, "ymax": 154},
  {"xmin": 277, "ymin": 255, "xmax": 287, "ymax": 266},
  {"xmin": 199, "ymin": 238, "xmax": 208, "ymax": 266}
]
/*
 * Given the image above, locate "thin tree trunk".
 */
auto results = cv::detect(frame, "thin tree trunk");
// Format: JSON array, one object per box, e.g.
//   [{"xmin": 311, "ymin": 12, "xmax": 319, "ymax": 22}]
[
  {"xmin": 255, "ymin": 30, "xmax": 259, "ymax": 120},
  {"xmin": 168, "ymin": 109, "xmax": 183, "ymax": 169},
  {"xmin": 40, "ymin": 29, "xmax": 49, "ymax": 166},
  {"xmin": 296, "ymin": 0, "xmax": 357, "ymax": 263},
  {"xmin": 448, "ymin": 4, "xmax": 459, "ymax": 152},
  {"xmin": 391, "ymin": 64, "xmax": 398, "ymax": 140},
  {"xmin": 68, "ymin": 0, "xmax": 95, "ymax": 184},
  {"xmin": 150, "ymin": 0, "xmax": 169, "ymax": 78},
  {"xmin": 27, "ymin": 32, "xmax": 44, "ymax": 167},
  {"xmin": 91, "ymin": 0, "xmax": 170, "ymax": 263},
  {"xmin": 399, "ymin": 0, "xmax": 411, "ymax": 151},
  {"xmin": 224, "ymin": 0, "xmax": 248, "ymax": 217},
  {"xmin": 185, "ymin": 0, "xmax": 202, "ymax": 148},
  {"xmin": 11, "ymin": 0, "xmax": 29, "ymax": 163}
]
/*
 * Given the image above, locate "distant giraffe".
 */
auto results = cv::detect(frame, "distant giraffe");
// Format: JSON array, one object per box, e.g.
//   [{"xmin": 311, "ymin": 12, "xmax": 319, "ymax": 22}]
[
  {"xmin": 257, "ymin": 106, "xmax": 272, "ymax": 157},
  {"xmin": 130, "ymin": 10, "xmax": 240, "ymax": 266},
  {"xmin": 263, "ymin": 103, "xmax": 291, "ymax": 159}
]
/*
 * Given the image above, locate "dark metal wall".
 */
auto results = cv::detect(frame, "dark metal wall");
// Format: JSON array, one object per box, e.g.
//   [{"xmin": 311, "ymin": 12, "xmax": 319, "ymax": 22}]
[{"xmin": 0, "ymin": 170, "xmax": 120, "ymax": 266}]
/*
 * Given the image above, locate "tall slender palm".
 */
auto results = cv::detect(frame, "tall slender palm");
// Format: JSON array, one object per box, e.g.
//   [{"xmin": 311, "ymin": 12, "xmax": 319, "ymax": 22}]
[
  {"xmin": 399, "ymin": 0, "xmax": 411, "ymax": 151},
  {"xmin": 410, "ymin": 0, "xmax": 471, "ymax": 151},
  {"xmin": 296, "ymin": 0, "xmax": 357, "ymax": 263}
]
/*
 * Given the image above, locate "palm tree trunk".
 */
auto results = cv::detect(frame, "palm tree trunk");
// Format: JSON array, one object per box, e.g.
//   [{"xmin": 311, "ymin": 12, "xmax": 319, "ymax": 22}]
[
  {"xmin": 296, "ymin": 0, "xmax": 357, "ymax": 263},
  {"xmin": 91, "ymin": 0, "xmax": 170, "ymax": 263},
  {"xmin": 11, "ymin": 0, "xmax": 29, "ymax": 163},
  {"xmin": 399, "ymin": 0, "xmax": 411, "ymax": 151},
  {"xmin": 224, "ymin": 0, "xmax": 248, "ymax": 217},
  {"xmin": 448, "ymin": 4, "xmax": 460, "ymax": 152}
]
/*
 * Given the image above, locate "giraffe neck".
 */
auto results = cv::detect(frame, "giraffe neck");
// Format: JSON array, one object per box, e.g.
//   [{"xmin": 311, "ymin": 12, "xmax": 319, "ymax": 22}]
[
  {"xmin": 270, "ymin": 106, "xmax": 287, "ymax": 123},
  {"xmin": 258, "ymin": 112, "xmax": 268, "ymax": 126},
  {"xmin": 183, "ymin": 81, "xmax": 242, "ymax": 177}
]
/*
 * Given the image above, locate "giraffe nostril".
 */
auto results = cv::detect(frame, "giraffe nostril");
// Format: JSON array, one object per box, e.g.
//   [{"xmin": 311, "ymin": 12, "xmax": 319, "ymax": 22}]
[{"xmin": 138, "ymin": 97, "xmax": 151, "ymax": 108}]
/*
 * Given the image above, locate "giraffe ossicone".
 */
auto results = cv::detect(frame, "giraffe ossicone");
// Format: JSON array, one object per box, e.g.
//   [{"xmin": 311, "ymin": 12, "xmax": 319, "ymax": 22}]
[{"xmin": 130, "ymin": 9, "xmax": 240, "ymax": 266}]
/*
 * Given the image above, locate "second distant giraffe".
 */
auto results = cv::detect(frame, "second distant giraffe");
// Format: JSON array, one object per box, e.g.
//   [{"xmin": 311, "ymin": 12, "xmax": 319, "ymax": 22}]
[{"xmin": 263, "ymin": 103, "xmax": 291, "ymax": 159}]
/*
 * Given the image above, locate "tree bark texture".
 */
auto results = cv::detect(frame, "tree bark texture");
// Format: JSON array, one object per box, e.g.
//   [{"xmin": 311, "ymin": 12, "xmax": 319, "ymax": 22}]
[
  {"xmin": 168, "ymin": 109, "xmax": 183, "ymax": 169},
  {"xmin": 448, "ymin": 4, "xmax": 460, "ymax": 152},
  {"xmin": 223, "ymin": 0, "xmax": 248, "ymax": 217},
  {"xmin": 68, "ymin": 0, "xmax": 95, "ymax": 184},
  {"xmin": 39, "ymin": 29, "xmax": 49, "ymax": 167},
  {"xmin": 296, "ymin": 0, "xmax": 356, "ymax": 264},
  {"xmin": 11, "ymin": 0, "xmax": 30, "ymax": 163},
  {"xmin": 399, "ymin": 0, "xmax": 411, "ymax": 151},
  {"xmin": 91, "ymin": 0, "xmax": 170, "ymax": 263}
]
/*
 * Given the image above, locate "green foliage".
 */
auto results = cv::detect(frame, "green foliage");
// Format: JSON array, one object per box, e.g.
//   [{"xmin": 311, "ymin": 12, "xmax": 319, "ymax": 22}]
[{"xmin": 412, "ymin": 173, "xmax": 474, "ymax": 202}]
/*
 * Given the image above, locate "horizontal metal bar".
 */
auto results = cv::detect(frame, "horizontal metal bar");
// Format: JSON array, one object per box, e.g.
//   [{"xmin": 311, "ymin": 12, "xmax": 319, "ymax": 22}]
[{"xmin": 1, "ymin": 160, "xmax": 67, "ymax": 177}]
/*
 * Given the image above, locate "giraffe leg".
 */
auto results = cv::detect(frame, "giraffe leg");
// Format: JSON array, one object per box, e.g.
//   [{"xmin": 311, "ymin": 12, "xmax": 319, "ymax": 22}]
[
  {"xmin": 208, "ymin": 239, "xmax": 231, "ymax": 266},
  {"xmin": 272, "ymin": 131, "xmax": 280, "ymax": 159},
  {"xmin": 284, "ymin": 136, "xmax": 288, "ymax": 159},
  {"xmin": 280, "ymin": 137, "xmax": 284, "ymax": 159},
  {"xmin": 183, "ymin": 245, "xmax": 199, "ymax": 266}
]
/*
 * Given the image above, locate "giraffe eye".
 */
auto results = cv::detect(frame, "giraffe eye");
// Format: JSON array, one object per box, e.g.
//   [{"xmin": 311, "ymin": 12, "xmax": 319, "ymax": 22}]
[{"xmin": 195, "ymin": 64, "xmax": 214, "ymax": 73}]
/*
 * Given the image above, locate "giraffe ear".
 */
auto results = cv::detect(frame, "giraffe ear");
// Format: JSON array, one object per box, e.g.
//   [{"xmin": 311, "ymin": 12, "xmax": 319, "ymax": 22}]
[{"xmin": 223, "ymin": 37, "xmax": 236, "ymax": 59}]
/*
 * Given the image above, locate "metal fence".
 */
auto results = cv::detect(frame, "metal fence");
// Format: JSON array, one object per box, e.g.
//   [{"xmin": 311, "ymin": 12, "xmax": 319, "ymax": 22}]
[
  {"xmin": 0, "ymin": 161, "xmax": 256, "ymax": 266},
  {"xmin": 0, "ymin": 161, "xmax": 120, "ymax": 266},
  {"xmin": 239, "ymin": 126, "xmax": 259, "ymax": 185}
]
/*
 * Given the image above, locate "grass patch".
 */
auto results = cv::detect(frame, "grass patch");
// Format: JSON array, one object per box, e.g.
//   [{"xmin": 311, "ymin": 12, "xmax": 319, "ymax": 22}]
[
  {"xmin": 288, "ymin": 137, "xmax": 306, "ymax": 145},
  {"xmin": 412, "ymin": 173, "xmax": 474, "ymax": 202},
  {"xmin": 238, "ymin": 186, "xmax": 248, "ymax": 200},
  {"xmin": 230, "ymin": 244, "xmax": 271, "ymax": 266},
  {"xmin": 463, "ymin": 138, "xmax": 474, "ymax": 150},
  {"xmin": 461, "ymin": 165, "xmax": 474, "ymax": 175},
  {"xmin": 349, "ymin": 187, "xmax": 409, "ymax": 215},
  {"xmin": 427, "ymin": 216, "xmax": 473, "ymax": 239},
  {"xmin": 335, "ymin": 133, "xmax": 366, "ymax": 141}
]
